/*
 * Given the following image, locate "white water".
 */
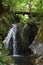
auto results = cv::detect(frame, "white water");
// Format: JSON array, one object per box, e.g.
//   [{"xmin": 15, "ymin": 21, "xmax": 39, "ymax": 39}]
[
  {"xmin": 3, "ymin": 24, "xmax": 17, "ymax": 55},
  {"xmin": 12, "ymin": 24, "xmax": 17, "ymax": 55}
]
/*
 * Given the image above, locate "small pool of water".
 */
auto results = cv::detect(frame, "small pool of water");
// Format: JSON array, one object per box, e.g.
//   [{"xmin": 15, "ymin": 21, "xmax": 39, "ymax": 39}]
[{"xmin": 11, "ymin": 55, "xmax": 33, "ymax": 65}]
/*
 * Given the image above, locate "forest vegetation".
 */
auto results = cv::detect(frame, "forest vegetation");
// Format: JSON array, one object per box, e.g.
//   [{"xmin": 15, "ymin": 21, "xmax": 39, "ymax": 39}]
[{"xmin": 0, "ymin": 0, "xmax": 43, "ymax": 65}]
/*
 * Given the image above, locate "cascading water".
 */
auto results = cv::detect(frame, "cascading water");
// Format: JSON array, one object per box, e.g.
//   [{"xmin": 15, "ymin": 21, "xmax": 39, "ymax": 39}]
[
  {"xmin": 12, "ymin": 24, "xmax": 17, "ymax": 55},
  {"xmin": 3, "ymin": 24, "xmax": 18, "ymax": 56},
  {"xmin": 3, "ymin": 26, "xmax": 13, "ymax": 49},
  {"xmin": 3, "ymin": 24, "xmax": 37, "ymax": 65},
  {"xmin": 3, "ymin": 23, "xmax": 38, "ymax": 56}
]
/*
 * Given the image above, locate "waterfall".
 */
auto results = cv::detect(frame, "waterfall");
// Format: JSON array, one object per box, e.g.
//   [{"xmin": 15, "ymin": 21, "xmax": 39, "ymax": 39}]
[
  {"xmin": 12, "ymin": 24, "xmax": 17, "ymax": 55},
  {"xmin": 3, "ymin": 27, "xmax": 13, "ymax": 49},
  {"xmin": 3, "ymin": 24, "xmax": 18, "ymax": 55}
]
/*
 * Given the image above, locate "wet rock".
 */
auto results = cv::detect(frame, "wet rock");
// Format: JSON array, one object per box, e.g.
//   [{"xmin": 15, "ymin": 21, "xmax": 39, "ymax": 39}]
[
  {"xmin": 30, "ymin": 42, "xmax": 43, "ymax": 56},
  {"xmin": 10, "ymin": 63, "xmax": 14, "ymax": 65}
]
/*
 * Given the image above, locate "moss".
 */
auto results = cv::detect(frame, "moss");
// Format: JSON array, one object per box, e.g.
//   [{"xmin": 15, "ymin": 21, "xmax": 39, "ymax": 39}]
[
  {"xmin": 34, "ymin": 24, "xmax": 43, "ymax": 43},
  {"xmin": 0, "ymin": 43, "xmax": 14, "ymax": 65}
]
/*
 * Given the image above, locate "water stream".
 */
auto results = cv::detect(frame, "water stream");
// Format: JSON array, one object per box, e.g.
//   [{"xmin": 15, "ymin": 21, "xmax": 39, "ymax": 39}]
[{"xmin": 3, "ymin": 24, "xmax": 18, "ymax": 55}]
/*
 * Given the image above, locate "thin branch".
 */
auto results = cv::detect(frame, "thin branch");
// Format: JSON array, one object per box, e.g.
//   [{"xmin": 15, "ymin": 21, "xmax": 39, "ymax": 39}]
[{"xmin": 14, "ymin": 11, "xmax": 43, "ymax": 17}]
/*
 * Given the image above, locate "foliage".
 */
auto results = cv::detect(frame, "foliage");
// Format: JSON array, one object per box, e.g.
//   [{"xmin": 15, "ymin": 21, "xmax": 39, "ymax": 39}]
[
  {"xmin": 35, "ymin": 24, "xmax": 43, "ymax": 43},
  {"xmin": 0, "ymin": 0, "xmax": 43, "ymax": 50},
  {"xmin": 0, "ymin": 43, "xmax": 14, "ymax": 65},
  {"xmin": 0, "ymin": 0, "xmax": 43, "ymax": 65}
]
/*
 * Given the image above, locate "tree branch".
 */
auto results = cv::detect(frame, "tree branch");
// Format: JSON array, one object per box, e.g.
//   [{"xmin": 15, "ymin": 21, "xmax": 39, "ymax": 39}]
[{"xmin": 14, "ymin": 11, "xmax": 43, "ymax": 17}]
